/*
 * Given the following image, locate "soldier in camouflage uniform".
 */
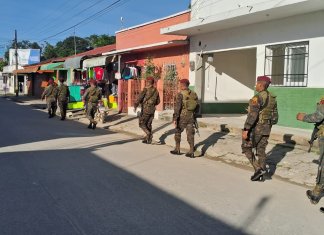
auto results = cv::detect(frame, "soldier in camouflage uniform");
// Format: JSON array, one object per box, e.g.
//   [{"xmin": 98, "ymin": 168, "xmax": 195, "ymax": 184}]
[
  {"xmin": 41, "ymin": 78, "xmax": 58, "ymax": 118},
  {"xmin": 57, "ymin": 77, "xmax": 70, "ymax": 121},
  {"xmin": 83, "ymin": 79, "xmax": 102, "ymax": 130},
  {"xmin": 242, "ymin": 76, "xmax": 278, "ymax": 181},
  {"xmin": 297, "ymin": 96, "xmax": 324, "ymax": 205},
  {"xmin": 134, "ymin": 77, "xmax": 160, "ymax": 144},
  {"xmin": 170, "ymin": 79, "xmax": 199, "ymax": 158}
]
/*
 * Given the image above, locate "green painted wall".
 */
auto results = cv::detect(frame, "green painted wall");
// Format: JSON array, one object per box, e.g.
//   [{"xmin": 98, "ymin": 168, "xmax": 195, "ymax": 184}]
[
  {"xmin": 269, "ymin": 87, "xmax": 324, "ymax": 129},
  {"xmin": 201, "ymin": 103, "xmax": 248, "ymax": 114}
]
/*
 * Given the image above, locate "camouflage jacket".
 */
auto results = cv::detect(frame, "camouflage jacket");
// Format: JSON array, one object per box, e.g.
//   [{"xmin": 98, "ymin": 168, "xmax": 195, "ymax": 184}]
[
  {"xmin": 134, "ymin": 87, "xmax": 160, "ymax": 115},
  {"xmin": 41, "ymin": 84, "xmax": 58, "ymax": 100},
  {"xmin": 244, "ymin": 90, "xmax": 278, "ymax": 135},
  {"xmin": 57, "ymin": 84, "xmax": 70, "ymax": 101},
  {"xmin": 303, "ymin": 103, "xmax": 324, "ymax": 137},
  {"xmin": 83, "ymin": 87, "xmax": 102, "ymax": 104},
  {"xmin": 173, "ymin": 89, "xmax": 198, "ymax": 123}
]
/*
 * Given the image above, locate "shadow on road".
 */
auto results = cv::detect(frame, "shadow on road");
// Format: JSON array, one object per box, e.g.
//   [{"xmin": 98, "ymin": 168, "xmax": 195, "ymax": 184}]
[
  {"xmin": 0, "ymin": 141, "xmax": 248, "ymax": 234},
  {"xmin": 266, "ymin": 134, "xmax": 296, "ymax": 178}
]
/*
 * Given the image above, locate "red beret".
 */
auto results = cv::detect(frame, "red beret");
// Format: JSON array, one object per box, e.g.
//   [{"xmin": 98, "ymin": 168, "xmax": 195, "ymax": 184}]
[
  {"xmin": 179, "ymin": 79, "xmax": 190, "ymax": 86},
  {"xmin": 89, "ymin": 79, "xmax": 97, "ymax": 85},
  {"xmin": 146, "ymin": 77, "xmax": 154, "ymax": 82},
  {"xmin": 257, "ymin": 76, "xmax": 271, "ymax": 83},
  {"xmin": 48, "ymin": 78, "xmax": 54, "ymax": 84}
]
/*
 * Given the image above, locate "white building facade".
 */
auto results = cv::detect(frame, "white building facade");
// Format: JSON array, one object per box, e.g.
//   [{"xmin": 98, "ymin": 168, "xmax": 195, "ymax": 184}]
[{"xmin": 162, "ymin": 0, "xmax": 324, "ymax": 129}]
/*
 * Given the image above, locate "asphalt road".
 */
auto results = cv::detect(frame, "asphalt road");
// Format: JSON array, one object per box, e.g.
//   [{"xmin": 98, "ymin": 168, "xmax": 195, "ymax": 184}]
[{"xmin": 0, "ymin": 97, "xmax": 323, "ymax": 235}]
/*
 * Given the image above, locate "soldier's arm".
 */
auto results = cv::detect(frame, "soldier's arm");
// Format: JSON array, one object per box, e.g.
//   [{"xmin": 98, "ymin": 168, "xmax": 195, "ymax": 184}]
[
  {"xmin": 134, "ymin": 88, "xmax": 147, "ymax": 109},
  {"xmin": 67, "ymin": 86, "xmax": 70, "ymax": 99},
  {"xmin": 82, "ymin": 89, "xmax": 89, "ymax": 102},
  {"xmin": 155, "ymin": 90, "xmax": 160, "ymax": 106},
  {"xmin": 41, "ymin": 87, "xmax": 49, "ymax": 99},
  {"xmin": 244, "ymin": 95, "xmax": 262, "ymax": 130},
  {"xmin": 303, "ymin": 105, "xmax": 324, "ymax": 123},
  {"xmin": 173, "ymin": 93, "xmax": 183, "ymax": 122}
]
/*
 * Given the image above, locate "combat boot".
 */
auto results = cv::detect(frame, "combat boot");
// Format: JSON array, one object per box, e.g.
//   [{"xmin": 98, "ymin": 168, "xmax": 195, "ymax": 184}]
[
  {"xmin": 170, "ymin": 142, "xmax": 181, "ymax": 155},
  {"xmin": 251, "ymin": 168, "xmax": 266, "ymax": 181},
  {"xmin": 185, "ymin": 144, "xmax": 195, "ymax": 158},
  {"xmin": 306, "ymin": 184, "xmax": 324, "ymax": 204},
  {"xmin": 92, "ymin": 121, "xmax": 97, "ymax": 130},
  {"xmin": 320, "ymin": 207, "xmax": 324, "ymax": 213},
  {"xmin": 147, "ymin": 134, "xmax": 153, "ymax": 144},
  {"xmin": 87, "ymin": 123, "xmax": 92, "ymax": 129}
]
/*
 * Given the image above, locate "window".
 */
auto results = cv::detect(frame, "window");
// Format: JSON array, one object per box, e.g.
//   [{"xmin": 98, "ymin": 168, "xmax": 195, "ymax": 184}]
[{"xmin": 264, "ymin": 41, "xmax": 309, "ymax": 86}]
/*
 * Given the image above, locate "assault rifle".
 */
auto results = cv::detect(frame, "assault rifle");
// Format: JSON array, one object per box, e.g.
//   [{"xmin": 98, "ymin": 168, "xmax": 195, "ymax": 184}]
[
  {"xmin": 194, "ymin": 118, "xmax": 200, "ymax": 137},
  {"xmin": 308, "ymin": 120, "xmax": 323, "ymax": 152}
]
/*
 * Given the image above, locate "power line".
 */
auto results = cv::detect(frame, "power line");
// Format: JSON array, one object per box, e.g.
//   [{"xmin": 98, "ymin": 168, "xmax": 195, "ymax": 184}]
[{"xmin": 38, "ymin": 0, "xmax": 128, "ymax": 42}]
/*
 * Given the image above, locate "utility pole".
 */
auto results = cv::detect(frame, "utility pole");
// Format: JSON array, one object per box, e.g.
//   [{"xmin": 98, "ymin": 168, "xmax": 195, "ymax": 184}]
[
  {"xmin": 74, "ymin": 27, "xmax": 76, "ymax": 55},
  {"xmin": 14, "ymin": 30, "xmax": 18, "ymax": 97}
]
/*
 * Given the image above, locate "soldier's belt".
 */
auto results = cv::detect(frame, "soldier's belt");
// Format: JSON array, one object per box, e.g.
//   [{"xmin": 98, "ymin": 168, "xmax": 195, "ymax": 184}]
[{"xmin": 258, "ymin": 119, "xmax": 272, "ymax": 125}]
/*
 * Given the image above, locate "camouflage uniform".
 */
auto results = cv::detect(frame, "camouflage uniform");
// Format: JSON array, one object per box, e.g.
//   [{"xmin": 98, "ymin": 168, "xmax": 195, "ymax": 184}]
[
  {"xmin": 301, "ymin": 102, "xmax": 324, "ymax": 204},
  {"xmin": 83, "ymin": 86, "xmax": 102, "ymax": 126},
  {"xmin": 41, "ymin": 84, "xmax": 58, "ymax": 118},
  {"xmin": 134, "ymin": 86, "xmax": 160, "ymax": 143},
  {"xmin": 57, "ymin": 83, "xmax": 70, "ymax": 120},
  {"xmin": 242, "ymin": 90, "xmax": 278, "ymax": 174},
  {"xmin": 173, "ymin": 89, "xmax": 199, "ymax": 156}
]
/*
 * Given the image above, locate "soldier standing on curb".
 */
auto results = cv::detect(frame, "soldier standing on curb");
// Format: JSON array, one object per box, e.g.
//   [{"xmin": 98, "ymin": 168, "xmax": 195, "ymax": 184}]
[
  {"xmin": 41, "ymin": 78, "xmax": 58, "ymax": 118},
  {"xmin": 57, "ymin": 77, "xmax": 70, "ymax": 121},
  {"xmin": 83, "ymin": 79, "xmax": 102, "ymax": 130},
  {"xmin": 242, "ymin": 76, "xmax": 278, "ymax": 181},
  {"xmin": 134, "ymin": 77, "xmax": 160, "ymax": 144},
  {"xmin": 170, "ymin": 79, "xmax": 199, "ymax": 158},
  {"xmin": 297, "ymin": 96, "xmax": 324, "ymax": 207}
]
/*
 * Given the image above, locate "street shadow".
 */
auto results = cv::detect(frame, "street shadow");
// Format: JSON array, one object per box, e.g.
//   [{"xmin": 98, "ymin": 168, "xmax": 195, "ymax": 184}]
[
  {"xmin": 158, "ymin": 129, "xmax": 176, "ymax": 145},
  {"xmin": 239, "ymin": 196, "xmax": 271, "ymax": 231},
  {"xmin": 266, "ymin": 134, "xmax": 296, "ymax": 178},
  {"xmin": 0, "ymin": 99, "xmax": 113, "ymax": 148},
  {"xmin": 0, "ymin": 143, "xmax": 248, "ymax": 234},
  {"xmin": 194, "ymin": 124, "xmax": 229, "ymax": 157},
  {"xmin": 104, "ymin": 116, "xmax": 138, "ymax": 129}
]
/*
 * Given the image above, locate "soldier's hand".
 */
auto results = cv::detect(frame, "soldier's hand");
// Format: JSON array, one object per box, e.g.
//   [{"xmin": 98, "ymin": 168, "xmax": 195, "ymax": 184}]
[
  {"xmin": 173, "ymin": 121, "xmax": 177, "ymax": 127},
  {"xmin": 242, "ymin": 130, "xmax": 249, "ymax": 140},
  {"xmin": 296, "ymin": 112, "xmax": 305, "ymax": 121}
]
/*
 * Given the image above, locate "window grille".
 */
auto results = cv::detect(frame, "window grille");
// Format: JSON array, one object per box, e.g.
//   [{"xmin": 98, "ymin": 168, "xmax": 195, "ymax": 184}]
[{"xmin": 264, "ymin": 41, "xmax": 309, "ymax": 87}]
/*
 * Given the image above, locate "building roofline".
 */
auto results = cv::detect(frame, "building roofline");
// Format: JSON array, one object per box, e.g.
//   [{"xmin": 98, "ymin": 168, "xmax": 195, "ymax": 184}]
[{"xmin": 115, "ymin": 10, "xmax": 190, "ymax": 34}]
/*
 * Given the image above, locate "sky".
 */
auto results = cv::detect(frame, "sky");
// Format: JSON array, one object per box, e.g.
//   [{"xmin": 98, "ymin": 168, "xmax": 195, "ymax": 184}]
[{"xmin": 0, "ymin": 0, "xmax": 190, "ymax": 57}]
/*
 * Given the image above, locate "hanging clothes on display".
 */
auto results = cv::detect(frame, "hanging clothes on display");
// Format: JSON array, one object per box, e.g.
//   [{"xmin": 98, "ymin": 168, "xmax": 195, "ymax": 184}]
[{"xmin": 94, "ymin": 67, "xmax": 104, "ymax": 81}]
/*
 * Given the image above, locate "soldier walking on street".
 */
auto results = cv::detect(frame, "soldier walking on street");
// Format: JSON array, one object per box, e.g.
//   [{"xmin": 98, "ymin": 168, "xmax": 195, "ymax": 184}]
[
  {"xmin": 134, "ymin": 77, "xmax": 160, "ymax": 144},
  {"xmin": 297, "ymin": 96, "xmax": 324, "ymax": 205},
  {"xmin": 242, "ymin": 76, "xmax": 278, "ymax": 181},
  {"xmin": 41, "ymin": 78, "xmax": 58, "ymax": 118},
  {"xmin": 83, "ymin": 79, "xmax": 102, "ymax": 130},
  {"xmin": 170, "ymin": 79, "xmax": 199, "ymax": 158},
  {"xmin": 57, "ymin": 77, "xmax": 70, "ymax": 121}
]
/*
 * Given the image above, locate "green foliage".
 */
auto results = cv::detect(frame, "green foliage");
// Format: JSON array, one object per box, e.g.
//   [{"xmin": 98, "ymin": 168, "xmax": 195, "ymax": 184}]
[
  {"xmin": 0, "ymin": 60, "xmax": 8, "ymax": 71},
  {"xmin": 42, "ymin": 42, "xmax": 57, "ymax": 61},
  {"xmin": 86, "ymin": 34, "xmax": 116, "ymax": 48},
  {"xmin": 142, "ymin": 57, "xmax": 161, "ymax": 80},
  {"xmin": 55, "ymin": 36, "xmax": 89, "ymax": 58},
  {"xmin": 164, "ymin": 65, "xmax": 178, "ymax": 80}
]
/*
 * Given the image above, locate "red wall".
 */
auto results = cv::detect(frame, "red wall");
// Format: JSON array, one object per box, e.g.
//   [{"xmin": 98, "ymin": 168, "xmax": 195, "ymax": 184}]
[{"xmin": 116, "ymin": 12, "xmax": 190, "ymax": 50}]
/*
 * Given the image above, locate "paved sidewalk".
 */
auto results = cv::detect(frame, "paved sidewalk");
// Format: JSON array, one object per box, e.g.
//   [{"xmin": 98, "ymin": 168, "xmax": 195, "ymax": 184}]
[{"xmin": 6, "ymin": 95, "xmax": 319, "ymax": 187}]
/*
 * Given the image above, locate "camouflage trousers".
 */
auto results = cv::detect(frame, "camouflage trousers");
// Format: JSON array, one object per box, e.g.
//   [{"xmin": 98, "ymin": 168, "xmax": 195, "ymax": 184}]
[
  {"xmin": 316, "ymin": 137, "xmax": 324, "ymax": 185},
  {"xmin": 46, "ymin": 98, "xmax": 57, "ymax": 116},
  {"xmin": 86, "ymin": 103, "xmax": 98, "ymax": 123},
  {"xmin": 242, "ymin": 133, "xmax": 269, "ymax": 171},
  {"xmin": 139, "ymin": 113, "xmax": 154, "ymax": 140},
  {"xmin": 58, "ymin": 100, "xmax": 68, "ymax": 119},
  {"xmin": 175, "ymin": 120, "xmax": 195, "ymax": 152}
]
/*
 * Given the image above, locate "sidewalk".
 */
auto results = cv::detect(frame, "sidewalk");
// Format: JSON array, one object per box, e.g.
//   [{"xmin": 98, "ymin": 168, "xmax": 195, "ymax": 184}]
[{"xmin": 6, "ymin": 95, "xmax": 319, "ymax": 187}]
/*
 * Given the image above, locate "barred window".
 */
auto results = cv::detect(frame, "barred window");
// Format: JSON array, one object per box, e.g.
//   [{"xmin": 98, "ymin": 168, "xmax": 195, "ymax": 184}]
[{"xmin": 264, "ymin": 41, "xmax": 309, "ymax": 87}]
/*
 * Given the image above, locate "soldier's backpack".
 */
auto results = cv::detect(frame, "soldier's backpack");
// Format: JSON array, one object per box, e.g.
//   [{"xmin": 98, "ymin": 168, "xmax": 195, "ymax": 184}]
[{"xmin": 181, "ymin": 90, "xmax": 198, "ymax": 112}]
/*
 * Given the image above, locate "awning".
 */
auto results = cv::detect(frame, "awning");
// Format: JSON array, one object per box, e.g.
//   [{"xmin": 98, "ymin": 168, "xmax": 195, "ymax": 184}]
[
  {"xmin": 82, "ymin": 56, "xmax": 109, "ymax": 68},
  {"xmin": 63, "ymin": 56, "xmax": 83, "ymax": 69},
  {"xmin": 13, "ymin": 65, "xmax": 39, "ymax": 74},
  {"xmin": 40, "ymin": 62, "xmax": 64, "ymax": 71}
]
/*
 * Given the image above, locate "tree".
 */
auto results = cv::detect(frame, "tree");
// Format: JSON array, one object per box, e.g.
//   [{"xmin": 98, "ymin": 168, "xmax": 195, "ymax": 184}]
[
  {"xmin": 42, "ymin": 42, "xmax": 57, "ymax": 60},
  {"xmin": 0, "ymin": 60, "xmax": 8, "ymax": 72},
  {"xmin": 86, "ymin": 34, "xmax": 116, "ymax": 48},
  {"xmin": 55, "ymin": 36, "xmax": 90, "ymax": 57}
]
